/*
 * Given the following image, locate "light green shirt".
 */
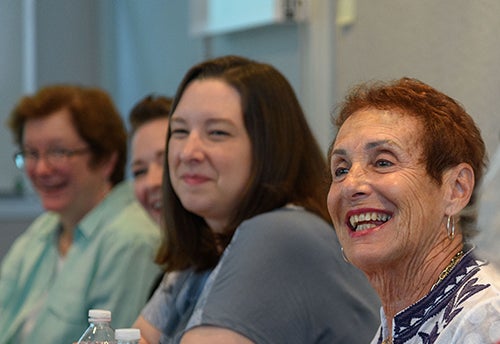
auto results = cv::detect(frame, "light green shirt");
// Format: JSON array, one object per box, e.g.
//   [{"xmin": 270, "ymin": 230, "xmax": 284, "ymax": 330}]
[{"xmin": 0, "ymin": 181, "xmax": 161, "ymax": 344}]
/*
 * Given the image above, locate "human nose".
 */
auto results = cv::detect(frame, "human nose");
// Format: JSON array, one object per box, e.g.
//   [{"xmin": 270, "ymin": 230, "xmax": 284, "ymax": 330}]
[
  {"xmin": 179, "ymin": 132, "xmax": 204, "ymax": 162},
  {"xmin": 342, "ymin": 164, "xmax": 370, "ymax": 199},
  {"xmin": 145, "ymin": 163, "xmax": 163, "ymax": 188},
  {"xmin": 30, "ymin": 154, "xmax": 54, "ymax": 174}
]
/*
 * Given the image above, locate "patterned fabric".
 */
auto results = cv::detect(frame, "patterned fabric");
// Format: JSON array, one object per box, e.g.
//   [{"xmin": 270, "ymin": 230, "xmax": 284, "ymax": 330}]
[
  {"xmin": 371, "ymin": 248, "xmax": 500, "ymax": 344},
  {"xmin": 141, "ymin": 269, "xmax": 211, "ymax": 344}
]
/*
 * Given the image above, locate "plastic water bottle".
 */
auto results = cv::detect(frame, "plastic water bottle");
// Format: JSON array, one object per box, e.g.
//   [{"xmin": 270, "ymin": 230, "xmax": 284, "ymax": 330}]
[
  {"xmin": 77, "ymin": 309, "xmax": 117, "ymax": 344},
  {"xmin": 115, "ymin": 328, "xmax": 141, "ymax": 344}
]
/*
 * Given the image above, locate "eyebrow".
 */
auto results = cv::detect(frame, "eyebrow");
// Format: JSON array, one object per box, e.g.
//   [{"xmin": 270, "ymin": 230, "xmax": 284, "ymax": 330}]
[
  {"xmin": 170, "ymin": 116, "xmax": 235, "ymax": 126},
  {"xmin": 366, "ymin": 140, "xmax": 395, "ymax": 150},
  {"xmin": 331, "ymin": 140, "xmax": 400, "ymax": 157},
  {"xmin": 131, "ymin": 149, "xmax": 165, "ymax": 165}
]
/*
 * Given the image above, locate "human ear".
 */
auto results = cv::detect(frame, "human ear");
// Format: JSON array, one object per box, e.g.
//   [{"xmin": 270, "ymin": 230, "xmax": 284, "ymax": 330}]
[
  {"xmin": 102, "ymin": 151, "xmax": 118, "ymax": 181},
  {"xmin": 443, "ymin": 163, "xmax": 474, "ymax": 215}
]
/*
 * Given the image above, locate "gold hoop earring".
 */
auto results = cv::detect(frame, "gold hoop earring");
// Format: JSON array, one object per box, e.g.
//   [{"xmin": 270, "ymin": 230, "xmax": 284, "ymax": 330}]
[
  {"xmin": 341, "ymin": 247, "xmax": 350, "ymax": 264},
  {"xmin": 446, "ymin": 215, "xmax": 455, "ymax": 240}
]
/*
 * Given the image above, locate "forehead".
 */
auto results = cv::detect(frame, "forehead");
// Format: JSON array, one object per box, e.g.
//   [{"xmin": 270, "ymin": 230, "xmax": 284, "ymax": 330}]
[
  {"xmin": 23, "ymin": 108, "xmax": 82, "ymax": 143},
  {"xmin": 334, "ymin": 108, "xmax": 423, "ymax": 151},
  {"xmin": 172, "ymin": 79, "xmax": 242, "ymax": 122},
  {"xmin": 131, "ymin": 118, "xmax": 168, "ymax": 150},
  {"xmin": 133, "ymin": 118, "xmax": 168, "ymax": 139}
]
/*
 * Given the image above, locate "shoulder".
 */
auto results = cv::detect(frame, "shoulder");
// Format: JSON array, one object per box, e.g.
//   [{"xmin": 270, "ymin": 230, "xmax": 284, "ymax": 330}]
[
  {"xmin": 98, "ymin": 207, "xmax": 159, "ymax": 250},
  {"xmin": 229, "ymin": 207, "xmax": 338, "ymax": 263},
  {"xmin": 107, "ymin": 201, "xmax": 158, "ymax": 235},
  {"xmin": 5, "ymin": 212, "xmax": 59, "ymax": 251},
  {"xmin": 237, "ymin": 206, "xmax": 334, "ymax": 244},
  {"xmin": 220, "ymin": 207, "xmax": 346, "ymax": 280},
  {"xmin": 444, "ymin": 295, "xmax": 500, "ymax": 343},
  {"xmin": 475, "ymin": 261, "xmax": 500, "ymax": 289},
  {"xmin": 187, "ymin": 209, "xmax": 380, "ymax": 343},
  {"xmin": 436, "ymin": 258, "xmax": 500, "ymax": 342},
  {"xmin": 89, "ymin": 183, "xmax": 160, "ymax": 243}
]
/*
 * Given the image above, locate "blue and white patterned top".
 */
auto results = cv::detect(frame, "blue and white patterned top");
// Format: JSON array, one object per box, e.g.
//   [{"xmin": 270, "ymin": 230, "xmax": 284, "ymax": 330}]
[{"xmin": 371, "ymin": 248, "xmax": 500, "ymax": 344}]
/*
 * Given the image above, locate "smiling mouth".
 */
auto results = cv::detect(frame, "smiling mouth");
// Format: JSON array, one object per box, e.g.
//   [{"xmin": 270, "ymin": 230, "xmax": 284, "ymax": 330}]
[
  {"xmin": 348, "ymin": 212, "xmax": 392, "ymax": 232},
  {"xmin": 149, "ymin": 200, "xmax": 162, "ymax": 211}
]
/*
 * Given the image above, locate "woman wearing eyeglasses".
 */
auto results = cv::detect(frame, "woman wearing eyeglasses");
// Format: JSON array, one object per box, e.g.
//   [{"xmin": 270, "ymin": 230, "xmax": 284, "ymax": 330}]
[{"xmin": 0, "ymin": 85, "xmax": 161, "ymax": 344}]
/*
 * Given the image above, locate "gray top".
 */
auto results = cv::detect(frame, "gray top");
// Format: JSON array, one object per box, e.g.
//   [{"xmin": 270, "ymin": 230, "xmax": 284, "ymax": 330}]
[{"xmin": 186, "ymin": 206, "xmax": 380, "ymax": 343}]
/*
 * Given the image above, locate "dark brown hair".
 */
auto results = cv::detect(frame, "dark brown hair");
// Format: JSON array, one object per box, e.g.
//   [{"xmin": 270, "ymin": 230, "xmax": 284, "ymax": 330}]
[
  {"xmin": 330, "ymin": 77, "xmax": 487, "ymax": 239},
  {"xmin": 8, "ymin": 84, "xmax": 127, "ymax": 185},
  {"xmin": 157, "ymin": 55, "xmax": 331, "ymax": 271},
  {"xmin": 128, "ymin": 94, "xmax": 172, "ymax": 135}
]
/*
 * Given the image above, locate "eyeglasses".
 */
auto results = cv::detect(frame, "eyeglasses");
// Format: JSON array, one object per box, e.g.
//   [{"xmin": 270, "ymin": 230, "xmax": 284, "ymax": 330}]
[{"xmin": 13, "ymin": 147, "xmax": 89, "ymax": 170}]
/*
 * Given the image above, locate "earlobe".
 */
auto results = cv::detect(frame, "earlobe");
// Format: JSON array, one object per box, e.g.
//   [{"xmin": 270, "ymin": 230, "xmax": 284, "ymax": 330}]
[{"xmin": 444, "ymin": 163, "xmax": 475, "ymax": 215}]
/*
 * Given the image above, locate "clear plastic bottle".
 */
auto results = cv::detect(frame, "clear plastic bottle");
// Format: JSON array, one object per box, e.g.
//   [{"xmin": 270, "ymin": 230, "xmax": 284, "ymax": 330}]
[
  {"xmin": 77, "ymin": 309, "xmax": 117, "ymax": 344},
  {"xmin": 115, "ymin": 328, "xmax": 141, "ymax": 344}
]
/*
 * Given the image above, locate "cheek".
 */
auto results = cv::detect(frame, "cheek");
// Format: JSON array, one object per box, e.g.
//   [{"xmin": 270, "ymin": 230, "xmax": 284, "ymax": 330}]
[
  {"xmin": 26, "ymin": 169, "xmax": 36, "ymax": 181},
  {"xmin": 167, "ymin": 144, "xmax": 178, "ymax": 170},
  {"xmin": 327, "ymin": 185, "xmax": 342, "ymax": 223},
  {"xmin": 133, "ymin": 181, "xmax": 147, "ymax": 205}
]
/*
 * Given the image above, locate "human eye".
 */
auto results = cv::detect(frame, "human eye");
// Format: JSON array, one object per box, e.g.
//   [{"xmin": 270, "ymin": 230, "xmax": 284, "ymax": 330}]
[
  {"xmin": 335, "ymin": 166, "xmax": 349, "ymax": 177},
  {"xmin": 372, "ymin": 150, "xmax": 397, "ymax": 171},
  {"xmin": 207, "ymin": 121, "xmax": 234, "ymax": 140},
  {"xmin": 330, "ymin": 156, "xmax": 350, "ymax": 180},
  {"xmin": 22, "ymin": 149, "xmax": 39, "ymax": 160},
  {"xmin": 170, "ymin": 125, "xmax": 188, "ymax": 137},
  {"xmin": 375, "ymin": 159, "xmax": 393, "ymax": 168},
  {"xmin": 209, "ymin": 129, "xmax": 230, "ymax": 137},
  {"xmin": 48, "ymin": 147, "xmax": 69, "ymax": 159},
  {"xmin": 131, "ymin": 167, "xmax": 147, "ymax": 179}
]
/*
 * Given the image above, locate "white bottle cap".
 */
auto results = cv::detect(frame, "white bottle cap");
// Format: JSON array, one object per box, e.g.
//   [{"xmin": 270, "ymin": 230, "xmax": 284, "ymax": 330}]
[
  {"xmin": 88, "ymin": 309, "xmax": 112, "ymax": 321},
  {"xmin": 115, "ymin": 328, "xmax": 141, "ymax": 341}
]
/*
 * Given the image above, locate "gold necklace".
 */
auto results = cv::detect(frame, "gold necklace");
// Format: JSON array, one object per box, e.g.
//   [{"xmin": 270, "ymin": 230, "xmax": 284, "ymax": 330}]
[
  {"xmin": 381, "ymin": 337, "xmax": 392, "ymax": 344},
  {"xmin": 382, "ymin": 250, "xmax": 464, "ymax": 344},
  {"xmin": 431, "ymin": 250, "xmax": 464, "ymax": 290}
]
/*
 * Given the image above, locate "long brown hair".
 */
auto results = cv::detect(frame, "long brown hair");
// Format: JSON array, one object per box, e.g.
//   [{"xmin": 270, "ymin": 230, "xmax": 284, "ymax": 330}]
[{"xmin": 157, "ymin": 55, "xmax": 331, "ymax": 271}]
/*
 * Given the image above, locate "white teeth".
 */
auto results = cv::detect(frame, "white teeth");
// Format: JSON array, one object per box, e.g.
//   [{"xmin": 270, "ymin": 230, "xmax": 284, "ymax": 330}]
[
  {"xmin": 150, "ymin": 200, "xmax": 162, "ymax": 211},
  {"xmin": 357, "ymin": 223, "xmax": 377, "ymax": 231},
  {"xmin": 349, "ymin": 212, "xmax": 392, "ymax": 231},
  {"xmin": 350, "ymin": 216, "xmax": 357, "ymax": 228}
]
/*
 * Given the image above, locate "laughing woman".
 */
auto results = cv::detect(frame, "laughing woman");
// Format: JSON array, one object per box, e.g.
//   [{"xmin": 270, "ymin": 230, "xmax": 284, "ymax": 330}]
[{"xmin": 327, "ymin": 77, "xmax": 500, "ymax": 344}]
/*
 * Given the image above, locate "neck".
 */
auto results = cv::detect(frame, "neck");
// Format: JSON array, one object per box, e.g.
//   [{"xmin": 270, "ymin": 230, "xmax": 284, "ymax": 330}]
[
  {"xmin": 58, "ymin": 182, "xmax": 112, "ymax": 256},
  {"xmin": 365, "ymin": 239, "xmax": 464, "ymax": 334},
  {"xmin": 58, "ymin": 226, "xmax": 73, "ymax": 257}
]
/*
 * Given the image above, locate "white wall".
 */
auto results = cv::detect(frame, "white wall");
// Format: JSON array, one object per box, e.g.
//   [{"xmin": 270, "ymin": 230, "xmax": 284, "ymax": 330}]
[
  {"xmin": 0, "ymin": 1, "xmax": 25, "ymax": 194},
  {"xmin": 334, "ymin": 0, "xmax": 500, "ymax": 156},
  {"xmin": 0, "ymin": 0, "xmax": 102, "ymax": 259},
  {"xmin": 333, "ymin": 0, "xmax": 500, "ymax": 263},
  {"xmin": 101, "ymin": 0, "xmax": 335, "ymax": 152}
]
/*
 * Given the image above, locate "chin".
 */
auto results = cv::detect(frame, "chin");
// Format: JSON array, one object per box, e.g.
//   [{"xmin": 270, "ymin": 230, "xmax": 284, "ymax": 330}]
[
  {"xmin": 180, "ymin": 199, "xmax": 211, "ymax": 217},
  {"xmin": 150, "ymin": 213, "xmax": 162, "ymax": 225},
  {"xmin": 41, "ymin": 202, "xmax": 67, "ymax": 213}
]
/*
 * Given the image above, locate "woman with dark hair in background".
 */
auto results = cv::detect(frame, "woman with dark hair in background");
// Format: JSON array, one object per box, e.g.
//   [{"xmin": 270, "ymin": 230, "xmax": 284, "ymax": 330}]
[{"xmin": 129, "ymin": 94, "xmax": 172, "ymax": 225}]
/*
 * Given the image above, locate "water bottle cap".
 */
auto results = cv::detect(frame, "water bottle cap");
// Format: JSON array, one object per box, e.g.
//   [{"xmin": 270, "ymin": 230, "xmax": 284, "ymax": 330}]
[
  {"xmin": 115, "ymin": 328, "xmax": 141, "ymax": 340},
  {"xmin": 88, "ymin": 309, "xmax": 112, "ymax": 321}
]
